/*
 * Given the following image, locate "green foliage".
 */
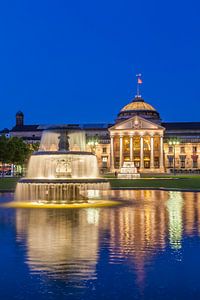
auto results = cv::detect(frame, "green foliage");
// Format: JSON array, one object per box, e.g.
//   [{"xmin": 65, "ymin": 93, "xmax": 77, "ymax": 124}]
[
  {"xmin": 0, "ymin": 136, "xmax": 9, "ymax": 163},
  {"xmin": 12, "ymin": 137, "xmax": 31, "ymax": 165},
  {"xmin": 0, "ymin": 136, "xmax": 31, "ymax": 165},
  {"xmin": 29, "ymin": 142, "xmax": 40, "ymax": 152}
]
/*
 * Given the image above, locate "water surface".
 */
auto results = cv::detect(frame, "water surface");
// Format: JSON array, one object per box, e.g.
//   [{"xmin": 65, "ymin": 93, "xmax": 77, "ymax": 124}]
[{"xmin": 0, "ymin": 190, "xmax": 200, "ymax": 300}]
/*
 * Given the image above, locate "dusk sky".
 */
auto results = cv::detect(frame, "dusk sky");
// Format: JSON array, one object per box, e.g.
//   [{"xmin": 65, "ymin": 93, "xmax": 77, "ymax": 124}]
[{"xmin": 0, "ymin": 0, "xmax": 199, "ymax": 128}]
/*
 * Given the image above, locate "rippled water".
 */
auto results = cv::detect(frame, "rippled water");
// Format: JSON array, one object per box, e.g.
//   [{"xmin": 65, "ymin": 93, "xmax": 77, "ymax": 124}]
[{"xmin": 1, "ymin": 190, "xmax": 200, "ymax": 299}]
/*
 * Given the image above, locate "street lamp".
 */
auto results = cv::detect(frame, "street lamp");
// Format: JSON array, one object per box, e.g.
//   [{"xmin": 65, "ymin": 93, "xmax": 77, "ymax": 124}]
[
  {"xmin": 87, "ymin": 139, "xmax": 99, "ymax": 153},
  {"xmin": 168, "ymin": 139, "xmax": 180, "ymax": 175}
]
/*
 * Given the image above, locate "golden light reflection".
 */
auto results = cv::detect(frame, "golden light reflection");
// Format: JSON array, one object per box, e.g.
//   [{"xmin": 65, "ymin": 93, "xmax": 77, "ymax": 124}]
[
  {"xmin": 15, "ymin": 190, "xmax": 200, "ymax": 287},
  {"xmin": 16, "ymin": 209, "xmax": 99, "ymax": 283},
  {"xmin": 167, "ymin": 191, "xmax": 183, "ymax": 250}
]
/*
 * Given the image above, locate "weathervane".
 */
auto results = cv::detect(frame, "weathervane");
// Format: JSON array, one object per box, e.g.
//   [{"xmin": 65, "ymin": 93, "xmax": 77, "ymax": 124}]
[{"xmin": 136, "ymin": 74, "xmax": 142, "ymax": 97}]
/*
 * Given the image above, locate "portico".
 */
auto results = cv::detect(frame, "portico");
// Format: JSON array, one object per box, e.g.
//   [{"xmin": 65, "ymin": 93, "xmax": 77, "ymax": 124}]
[{"xmin": 109, "ymin": 116, "xmax": 165, "ymax": 173}]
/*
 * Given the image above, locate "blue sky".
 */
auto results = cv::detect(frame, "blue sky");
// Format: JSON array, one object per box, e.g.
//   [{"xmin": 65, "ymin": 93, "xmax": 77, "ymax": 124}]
[{"xmin": 0, "ymin": 0, "xmax": 199, "ymax": 128}]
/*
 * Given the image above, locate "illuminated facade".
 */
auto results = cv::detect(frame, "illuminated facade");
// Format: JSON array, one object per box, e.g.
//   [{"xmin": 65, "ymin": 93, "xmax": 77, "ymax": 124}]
[
  {"xmin": 109, "ymin": 110, "xmax": 165, "ymax": 173},
  {"xmin": 5, "ymin": 95, "xmax": 200, "ymax": 173}
]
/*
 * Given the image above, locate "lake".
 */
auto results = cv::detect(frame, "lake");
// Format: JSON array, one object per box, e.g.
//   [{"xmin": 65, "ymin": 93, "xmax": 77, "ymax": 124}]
[{"xmin": 0, "ymin": 190, "xmax": 200, "ymax": 300}]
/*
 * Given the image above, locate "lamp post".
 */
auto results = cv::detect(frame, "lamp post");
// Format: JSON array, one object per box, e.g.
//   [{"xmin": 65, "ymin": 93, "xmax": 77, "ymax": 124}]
[
  {"xmin": 168, "ymin": 139, "xmax": 180, "ymax": 175},
  {"xmin": 87, "ymin": 139, "xmax": 99, "ymax": 154}
]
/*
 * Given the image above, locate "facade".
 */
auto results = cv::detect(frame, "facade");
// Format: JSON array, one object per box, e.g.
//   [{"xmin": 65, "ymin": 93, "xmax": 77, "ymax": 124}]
[
  {"xmin": 4, "ymin": 95, "xmax": 200, "ymax": 173},
  {"xmin": 109, "ymin": 114, "xmax": 165, "ymax": 173}
]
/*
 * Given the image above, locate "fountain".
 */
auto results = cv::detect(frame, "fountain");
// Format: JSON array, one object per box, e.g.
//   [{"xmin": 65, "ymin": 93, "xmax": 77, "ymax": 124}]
[{"xmin": 15, "ymin": 126, "xmax": 110, "ymax": 203}]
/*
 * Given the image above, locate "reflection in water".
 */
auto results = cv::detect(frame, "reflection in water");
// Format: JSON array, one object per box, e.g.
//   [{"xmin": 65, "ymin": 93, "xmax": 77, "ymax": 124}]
[
  {"xmin": 99, "ymin": 190, "xmax": 169, "ymax": 286},
  {"xmin": 15, "ymin": 190, "xmax": 200, "ymax": 289},
  {"xmin": 16, "ymin": 209, "xmax": 99, "ymax": 283},
  {"xmin": 167, "ymin": 191, "xmax": 183, "ymax": 250},
  {"xmin": 86, "ymin": 208, "xmax": 100, "ymax": 225}
]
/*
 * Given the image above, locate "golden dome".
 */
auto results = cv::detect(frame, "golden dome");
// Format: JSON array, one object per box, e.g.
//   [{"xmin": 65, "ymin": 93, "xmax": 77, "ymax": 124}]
[
  {"xmin": 121, "ymin": 99, "xmax": 156, "ymax": 112},
  {"xmin": 116, "ymin": 96, "xmax": 161, "ymax": 124}
]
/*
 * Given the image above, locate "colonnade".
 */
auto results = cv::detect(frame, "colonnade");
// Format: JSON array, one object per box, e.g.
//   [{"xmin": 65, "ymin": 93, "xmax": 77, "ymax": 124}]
[{"xmin": 110, "ymin": 133, "xmax": 164, "ymax": 170}]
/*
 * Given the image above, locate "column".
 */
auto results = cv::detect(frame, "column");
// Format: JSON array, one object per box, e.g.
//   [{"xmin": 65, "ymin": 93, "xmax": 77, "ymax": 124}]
[
  {"xmin": 130, "ymin": 135, "xmax": 133, "ymax": 161},
  {"xmin": 150, "ymin": 135, "xmax": 154, "ymax": 169},
  {"xmin": 140, "ymin": 135, "xmax": 144, "ymax": 169},
  {"xmin": 160, "ymin": 135, "xmax": 164, "ymax": 169},
  {"xmin": 119, "ymin": 135, "xmax": 123, "ymax": 168},
  {"xmin": 110, "ymin": 135, "xmax": 114, "ymax": 170}
]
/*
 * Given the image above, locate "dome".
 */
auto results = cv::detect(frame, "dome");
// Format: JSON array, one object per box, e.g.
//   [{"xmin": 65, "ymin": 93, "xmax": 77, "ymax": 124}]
[
  {"xmin": 116, "ymin": 95, "xmax": 161, "ymax": 124},
  {"xmin": 121, "ymin": 100, "xmax": 156, "ymax": 112}
]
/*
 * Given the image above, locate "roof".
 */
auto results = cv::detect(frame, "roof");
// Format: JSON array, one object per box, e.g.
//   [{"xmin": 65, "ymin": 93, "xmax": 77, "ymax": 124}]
[
  {"xmin": 121, "ymin": 101, "xmax": 156, "ymax": 112},
  {"xmin": 0, "ymin": 128, "xmax": 10, "ymax": 134},
  {"xmin": 9, "ymin": 122, "xmax": 200, "ymax": 133},
  {"xmin": 11, "ymin": 125, "xmax": 41, "ymax": 132},
  {"xmin": 82, "ymin": 123, "xmax": 113, "ymax": 130},
  {"xmin": 120, "ymin": 96, "xmax": 156, "ymax": 112},
  {"xmin": 162, "ymin": 122, "xmax": 200, "ymax": 130},
  {"xmin": 10, "ymin": 123, "xmax": 114, "ymax": 132}
]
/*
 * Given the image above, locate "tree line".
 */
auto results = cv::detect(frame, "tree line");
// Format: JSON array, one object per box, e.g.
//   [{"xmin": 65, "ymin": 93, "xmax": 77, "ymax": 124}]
[{"xmin": 0, "ymin": 135, "xmax": 39, "ymax": 176}]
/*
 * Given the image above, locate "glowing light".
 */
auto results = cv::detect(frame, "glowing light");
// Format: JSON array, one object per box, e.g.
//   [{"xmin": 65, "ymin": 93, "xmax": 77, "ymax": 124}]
[
  {"xmin": 167, "ymin": 191, "xmax": 183, "ymax": 250},
  {"xmin": 87, "ymin": 208, "xmax": 100, "ymax": 225},
  {"xmin": 2, "ymin": 200, "xmax": 121, "ymax": 209}
]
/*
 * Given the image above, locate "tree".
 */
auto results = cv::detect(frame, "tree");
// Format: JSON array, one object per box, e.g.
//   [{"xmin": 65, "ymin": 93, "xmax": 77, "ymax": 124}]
[
  {"xmin": 0, "ymin": 136, "xmax": 10, "ymax": 176},
  {"xmin": 10, "ymin": 137, "xmax": 31, "ymax": 169},
  {"xmin": 0, "ymin": 136, "xmax": 31, "ymax": 176},
  {"xmin": 29, "ymin": 142, "xmax": 40, "ymax": 152}
]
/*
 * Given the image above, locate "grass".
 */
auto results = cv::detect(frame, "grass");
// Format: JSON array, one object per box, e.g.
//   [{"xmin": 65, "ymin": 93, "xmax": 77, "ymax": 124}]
[
  {"xmin": 0, "ymin": 175, "xmax": 200, "ymax": 191},
  {"xmin": 0, "ymin": 177, "xmax": 19, "ymax": 191},
  {"xmin": 104, "ymin": 173, "xmax": 200, "ymax": 179},
  {"xmin": 108, "ymin": 176, "xmax": 200, "ymax": 190}
]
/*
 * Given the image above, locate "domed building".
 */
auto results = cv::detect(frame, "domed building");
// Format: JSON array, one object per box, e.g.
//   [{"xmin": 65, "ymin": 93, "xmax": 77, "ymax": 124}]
[
  {"xmin": 7, "ymin": 88, "xmax": 200, "ymax": 175},
  {"xmin": 109, "ymin": 95, "xmax": 165, "ymax": 172},
  {"xmin": 116, "ymin": 95, "xmax": 161, "ymax": 124}
]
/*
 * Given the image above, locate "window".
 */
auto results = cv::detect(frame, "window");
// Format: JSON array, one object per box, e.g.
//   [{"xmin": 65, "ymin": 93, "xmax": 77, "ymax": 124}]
[
  {"xmin": 144, "ymin": 161, "xmax": 150, "ymax": 168},
  {"xmin": 193, "ymin": 161, "xmax": 198, "ymax": 168},
  {"xmin": 102, "ymin": 157, "xmax": 107, "ymax": 168},
  {"xmin": 179, "ymin": 155, "xmax": 186, "ymax": 168},
  {"xmin": 167, "ymin": 156, "xmax": 174, "ymax": 168},
  {"xmin": 168, "ymin": 146, "xmax": 173, "ymax": 153},
  {"xmin": 134, "ymin": 161, "xmax": 140, "ymax": 168},
  {"xmin": 102, "ymin": 147, "xmax": 107, "ymax": 153},
  {"xmin": 154, "ymin": 158, "xmax": 160, "ymax": 168},
  {"xmin": 102, "ymin": 162, "xmax": 107, "ymax": 168},
  {"xmin": 180, "ymin": 146, "xmax": 185, "ymax": 153},
  {"xmin": 193, "ymin": 146, "xmax": 197, "ymax": 153},
  {"xmin": 180, "ymin": 161, "xmax": 185, "ymax": 168},
  {"xmin": 192, "ymin": 154, "xmax": 198, "ymax": 168}
]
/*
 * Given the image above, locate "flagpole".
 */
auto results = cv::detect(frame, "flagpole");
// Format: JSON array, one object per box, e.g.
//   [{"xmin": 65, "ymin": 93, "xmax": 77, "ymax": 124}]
[
  {"xmin": 137, "ymin": 80, "xmax": 139, "ymax": 96},
  {"xmin": 136, "ymin": 73, "xmax": 142, "ymax": 97}
]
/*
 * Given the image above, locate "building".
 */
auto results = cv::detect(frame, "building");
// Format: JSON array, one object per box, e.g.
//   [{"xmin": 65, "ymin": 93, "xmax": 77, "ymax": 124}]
[{"xmin": 7, "ymin": 94, "xmax": 200, "ymax": 173}]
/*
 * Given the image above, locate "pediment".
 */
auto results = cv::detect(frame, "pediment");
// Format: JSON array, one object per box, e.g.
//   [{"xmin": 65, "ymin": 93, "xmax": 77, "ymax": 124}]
[{"xmin": 109, "ymin": 116, "xmax": 164, "ymax": 131}]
